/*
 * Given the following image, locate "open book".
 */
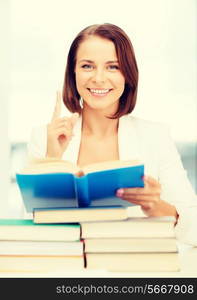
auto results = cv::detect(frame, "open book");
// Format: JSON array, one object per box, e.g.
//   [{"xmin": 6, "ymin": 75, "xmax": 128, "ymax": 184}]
[{"xmin": 16, "ymin": 158, "xmax": 144, "ymax": 212}]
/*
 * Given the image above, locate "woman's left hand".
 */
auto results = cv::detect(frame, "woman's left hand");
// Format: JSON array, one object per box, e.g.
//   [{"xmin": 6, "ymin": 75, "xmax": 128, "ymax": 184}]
[{"xmin": 116, "ymin": 175, "xmax": 178, "ymax": 218}]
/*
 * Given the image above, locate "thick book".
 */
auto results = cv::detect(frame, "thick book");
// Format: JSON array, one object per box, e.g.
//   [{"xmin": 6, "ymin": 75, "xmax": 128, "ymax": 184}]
[
  {"xmin": 16, "ymin": 158, "xmax": 144, "ymax": 211},
  {"xmin": 0, "ymin": 219, "xmax": 80, "ymax": 241},
  {"xmin": 81, "ymin": 216, "xmax": 176, "ymax": 238},
  {"xmin": 0, "ymin": 240, "xmax": 83, "ymax": 256},
  {"xmin": 86, "ymin": 252, "xmax": 180, "ymax": 272},
  {"xmin": 33, "ymin": 206, "xmax": 129, "ymax": 223},
  {"xmin": 0, "ymin": 255, "xmax": 84, "ymax": 272},
  {"xmin": 84, "ymin": 238, "xmax": 178, "ymax": 253}
]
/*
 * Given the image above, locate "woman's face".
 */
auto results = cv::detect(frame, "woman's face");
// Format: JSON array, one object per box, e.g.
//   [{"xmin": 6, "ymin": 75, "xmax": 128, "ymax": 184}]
[{"xmin": 75, "ymin": 35, "xmax": 125, "ymax": 113}]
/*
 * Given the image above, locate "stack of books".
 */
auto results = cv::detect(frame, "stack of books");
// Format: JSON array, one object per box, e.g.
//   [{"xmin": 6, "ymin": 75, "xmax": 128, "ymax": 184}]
[
  {"xmin": 0, "ymin": 219, "xmax": 84, "ymax": 272},
  {"xmin": 0, "ymin": 206, "xmax": 130, "ymax": 273},
  {"xmin": 0, "ymin": 210, "xmax": 180, "ymax": 273},
  {"xmin": 81, "ymin": 216, "xmax": 180, "ymax": 272},
  {"xmin": 12, "ymin": 158, "xmax": 180, "ymax": 273},
  {"xmin": 33, "ymin": 207, "xmax": 180, "ymax": 272}
]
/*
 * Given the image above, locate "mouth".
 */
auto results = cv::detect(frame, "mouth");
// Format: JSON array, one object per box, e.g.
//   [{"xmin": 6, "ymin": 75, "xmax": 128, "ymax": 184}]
[{"xmin": 87, "ymin": 88, "xmax": 113, "ymax": 97}]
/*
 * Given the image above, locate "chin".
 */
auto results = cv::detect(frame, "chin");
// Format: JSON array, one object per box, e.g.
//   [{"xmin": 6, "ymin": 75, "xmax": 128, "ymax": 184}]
[{"xmin": 84, "ymin": 99, "xmax": 119, "ymax": 113}]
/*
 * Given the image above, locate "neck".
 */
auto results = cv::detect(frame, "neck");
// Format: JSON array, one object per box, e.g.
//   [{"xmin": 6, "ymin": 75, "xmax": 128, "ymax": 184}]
[{"xmin": 81, "ymin": 105, "xmax": 119, "ymax": 138}]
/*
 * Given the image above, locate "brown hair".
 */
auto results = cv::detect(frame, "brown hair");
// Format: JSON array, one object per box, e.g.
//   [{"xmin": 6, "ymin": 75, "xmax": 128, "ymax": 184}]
[{"xmin": 63, "ymin": 23, "xmax": 138, "ymax": 118}]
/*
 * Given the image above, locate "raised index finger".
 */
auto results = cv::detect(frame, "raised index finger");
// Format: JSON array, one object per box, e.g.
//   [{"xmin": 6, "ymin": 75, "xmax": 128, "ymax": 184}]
[{"xmin": 51, "ymin": 91, "xmax": 61, "ymax": 121}]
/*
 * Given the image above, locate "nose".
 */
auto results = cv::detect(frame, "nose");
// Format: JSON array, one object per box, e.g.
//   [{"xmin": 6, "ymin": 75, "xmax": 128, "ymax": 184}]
[{"xmin": 92, "ymin": 68, "xmax": 106, "ymax": 84}]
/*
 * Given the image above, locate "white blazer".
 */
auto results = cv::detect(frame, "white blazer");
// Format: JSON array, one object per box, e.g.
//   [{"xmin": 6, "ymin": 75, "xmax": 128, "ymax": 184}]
[{"xmin": 28, "ymin": 114, "xmax": 197, "ymax": 245}]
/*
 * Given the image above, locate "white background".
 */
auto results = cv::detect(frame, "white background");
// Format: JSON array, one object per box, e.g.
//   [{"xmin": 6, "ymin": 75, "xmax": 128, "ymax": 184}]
[
  {"xmin": 9, "ymin": 0, "xmax": 197, "ymax": 142},
  {"xmin": 0, "ymin": 0, "xmax": 196, "ymax": 215}
]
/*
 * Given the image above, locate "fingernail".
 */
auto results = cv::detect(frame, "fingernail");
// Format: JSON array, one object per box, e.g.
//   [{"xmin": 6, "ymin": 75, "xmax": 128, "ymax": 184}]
[{"xmin": 116, "ymin": 189, "xmax": 124, "ymax": 197}]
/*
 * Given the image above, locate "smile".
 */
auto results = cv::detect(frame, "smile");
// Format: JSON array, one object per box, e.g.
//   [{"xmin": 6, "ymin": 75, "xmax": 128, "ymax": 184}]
[{"xmin": 87, "ymin": 88, "xmax": 112, "ymax": 97}]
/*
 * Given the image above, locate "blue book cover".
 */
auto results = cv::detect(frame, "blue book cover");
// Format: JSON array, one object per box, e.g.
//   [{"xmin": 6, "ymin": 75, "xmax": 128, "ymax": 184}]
[{"xmin": 16, "ymin": 163, "xmax": 144, "ymax": 212}]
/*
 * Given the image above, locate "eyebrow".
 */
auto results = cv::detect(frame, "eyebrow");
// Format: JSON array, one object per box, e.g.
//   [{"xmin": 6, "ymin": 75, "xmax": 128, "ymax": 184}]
[{"xmin": 78, "ymin": 59, "xmax": 119, "ymax": 64}]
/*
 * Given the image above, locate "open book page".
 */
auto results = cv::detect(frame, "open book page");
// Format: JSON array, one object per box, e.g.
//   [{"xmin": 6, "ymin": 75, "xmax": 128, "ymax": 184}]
[
  {"xmin": 81, "ymin": 159, "xmax": 142, "ymax": 175},
  {"xmin": 19, "ymin": 158, "xmax": 80, "ymax": 175},
  {"xmin": 19, "ymin": 158, "xmax": 142, "ymax": 176}
]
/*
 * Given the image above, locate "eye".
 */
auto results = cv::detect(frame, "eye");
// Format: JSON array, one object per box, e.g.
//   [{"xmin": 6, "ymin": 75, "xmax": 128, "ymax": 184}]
[
  {"xmin": 81, "ymin": 64, "xmax": 93, "ymax": 70},
  {"xmin": 108, "ymin": 65, "xmax": 119, "ymax": 70}
]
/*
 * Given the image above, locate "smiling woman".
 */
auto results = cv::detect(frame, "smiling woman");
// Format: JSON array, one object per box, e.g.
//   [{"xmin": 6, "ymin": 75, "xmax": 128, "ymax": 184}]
[
  {"xmin": 28, "ymin": 23, "xmax": 197, "ymax": 246},
  {"xmin": 74, "ymin": 36, "xmax": 125, "ymax": 114},
  {"xmin": 63, "ymin": 24, "xmax": 138, "ymax": 118}
]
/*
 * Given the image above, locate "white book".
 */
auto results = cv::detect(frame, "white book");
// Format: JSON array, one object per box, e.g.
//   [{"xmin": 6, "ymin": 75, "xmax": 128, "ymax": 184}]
[
  {"xmin": 84, "ymin": 238, "xmax": 178, "ymax": 253},
  {"xmin": 0, "ymin": 255, "xmax": 84, "ymax": 272},
  {"xmin": 81, "ymin": 217, "xmax": 176, "ymax": 239},
  {"xmin": 86, "ymin": 252, "xmax": 180, "ymax": 272},
  {"xmin": 0, "ymin": 240, "xmax": 83, "ymax": 256}
]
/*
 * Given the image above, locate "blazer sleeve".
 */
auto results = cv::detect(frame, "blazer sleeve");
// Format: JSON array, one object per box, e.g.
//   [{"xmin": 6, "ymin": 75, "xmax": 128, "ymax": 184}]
[
  {"xmin": 157, "ymin": 126, "xmax": 197, "ymax": 245},
  {"xmin": 27, "ymin": 125, "xmax": 47, "ymax": 160}
]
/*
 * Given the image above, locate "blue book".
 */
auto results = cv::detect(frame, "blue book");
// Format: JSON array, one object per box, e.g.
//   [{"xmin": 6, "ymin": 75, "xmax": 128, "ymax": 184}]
[{"xmin": 16, "ymin": 159, "xmax": 144, "ymax": 212}]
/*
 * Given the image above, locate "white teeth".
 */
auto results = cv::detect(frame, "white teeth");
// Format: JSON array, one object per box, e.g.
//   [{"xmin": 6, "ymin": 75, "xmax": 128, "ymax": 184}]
[{"xmin": 90, "ymin": 89, "xmax": 110, "ymax": 94}]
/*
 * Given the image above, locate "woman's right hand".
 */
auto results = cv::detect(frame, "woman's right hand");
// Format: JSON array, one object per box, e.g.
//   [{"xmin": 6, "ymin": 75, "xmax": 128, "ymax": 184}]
[{"xmin": 46, "ymin": 91, "xmax": 79, "ymax": 159}]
